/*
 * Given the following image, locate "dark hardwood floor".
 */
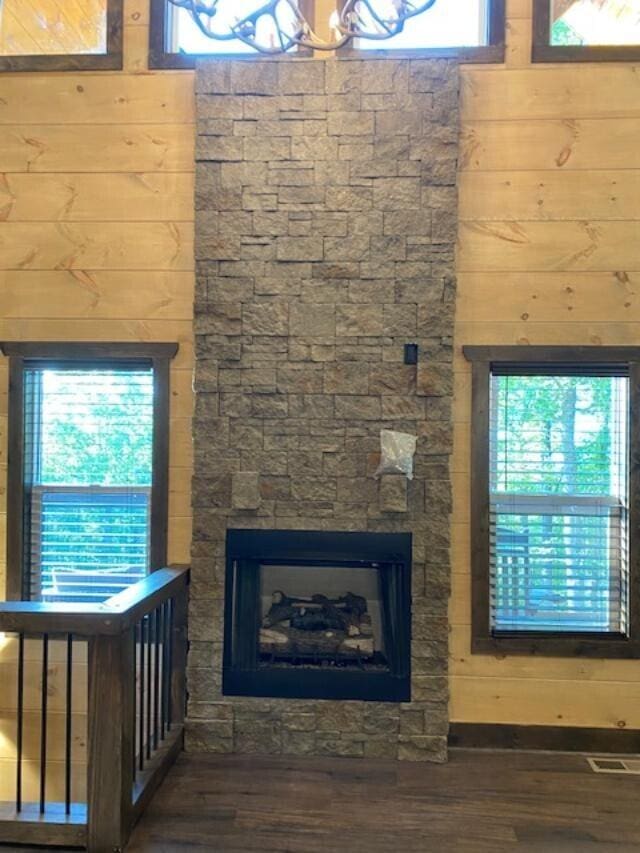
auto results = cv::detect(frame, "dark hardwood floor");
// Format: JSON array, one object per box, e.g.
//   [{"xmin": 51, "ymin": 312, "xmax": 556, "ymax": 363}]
[{"xmin": 123, "ymin": 749, "xmax": 640, "ymax": 852}]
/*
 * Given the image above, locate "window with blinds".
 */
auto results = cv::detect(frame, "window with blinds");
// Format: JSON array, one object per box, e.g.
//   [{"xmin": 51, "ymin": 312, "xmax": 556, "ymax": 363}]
[
  {"xmin": 489, "ymin": 367, "xmax": 629, "ymax": 634},
  {"xmin": 22, "ymin": 366, "xmax": 155, "ymax": 604}
]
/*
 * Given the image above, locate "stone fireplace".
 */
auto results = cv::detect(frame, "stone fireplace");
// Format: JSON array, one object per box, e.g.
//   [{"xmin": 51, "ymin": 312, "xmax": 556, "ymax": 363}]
[{"xmin": 189, "ymin": 56, "xmax": 458, "ymax": 762}]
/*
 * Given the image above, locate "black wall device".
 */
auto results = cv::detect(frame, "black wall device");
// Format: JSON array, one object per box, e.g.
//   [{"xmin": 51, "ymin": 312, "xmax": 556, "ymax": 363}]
[{"xmin": 404, "ymin": 343, "xmax": 418, "ymax": 365}]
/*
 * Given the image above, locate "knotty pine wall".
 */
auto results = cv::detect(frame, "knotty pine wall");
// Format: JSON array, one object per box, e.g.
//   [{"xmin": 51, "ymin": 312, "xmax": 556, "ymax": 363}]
[{"xmin": 0, "ymin": 0, "xmax": 638, "ymax": 734}]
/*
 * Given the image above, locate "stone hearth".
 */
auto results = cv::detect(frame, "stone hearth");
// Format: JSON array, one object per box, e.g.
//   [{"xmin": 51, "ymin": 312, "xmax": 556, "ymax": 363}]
[{"xmin": 188, "ymin": 57, "xmax": 458, "ymax": 762}]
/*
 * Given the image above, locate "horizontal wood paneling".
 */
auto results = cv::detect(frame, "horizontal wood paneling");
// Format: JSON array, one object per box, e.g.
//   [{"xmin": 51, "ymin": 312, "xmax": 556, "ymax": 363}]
[
  {"xmin": 459, "ymin": 171, "xmax": 640, "ymax": 221},
  {"xmin": 0, "ymin": 222, "xmax": 193, "ymax": 270},
  {"xmin": 0, "ymin": 173, "xmax": 193, "ymax": 221},
  {"xmin": 460, "ymin": 119, "xmax": 640, "ymax": 172},
  {"xmin": 0, "ymin": 74, "xmax": 194, "ymax": 125},
  {"xmin": 458, "ymin": 221, "xmax": 640, "ymax": 272},
  {"xmin": 461, "ymin": 67, "xmax": 640, "ymax": 121},
  {"xmin": 449, "ymin": 633, "xmax": 640, "ymax": 683},
  {"xmin": 0, "ymin": 271, "xmax": 193, "ymax": 320},
  {"xmin": 450, "ymin": 676, "xmax": 640, "ymax": 728},
  {"xmin": 457, "ymin": 272, "xmax": 639, "ymax": 322},
  {"xmin": 1, "ymin": 125, "xmax": 194, "ymax": 173},
  {"xmin": 456, "ymin": 320, "xmax": 640, "ymax": 346}
]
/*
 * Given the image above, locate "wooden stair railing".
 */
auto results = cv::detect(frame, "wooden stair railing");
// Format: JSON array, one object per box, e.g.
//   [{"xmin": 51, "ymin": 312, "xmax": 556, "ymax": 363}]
[{"xmin": 0, "ymin": 565, "xmax": 189, "ymax": 853}]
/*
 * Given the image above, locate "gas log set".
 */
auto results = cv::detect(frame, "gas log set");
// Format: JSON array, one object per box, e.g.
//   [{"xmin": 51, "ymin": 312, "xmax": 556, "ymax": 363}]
[{"xmin": 260, "ymin": 590, "xmax": 376, "ymax": 663}]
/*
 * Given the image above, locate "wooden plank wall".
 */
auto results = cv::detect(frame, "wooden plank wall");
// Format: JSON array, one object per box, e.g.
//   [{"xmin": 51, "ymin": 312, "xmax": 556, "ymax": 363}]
[
  {"xmin": 1, "ymin": 0, "xmax": 638, "ymax": 732},
  {"xmin": 452, "ymin": 0, "xmax": 640, "ymax": 727},
  {"xmin": 0, "ymin": 0, "xmax": 195, "ymax": 598}
]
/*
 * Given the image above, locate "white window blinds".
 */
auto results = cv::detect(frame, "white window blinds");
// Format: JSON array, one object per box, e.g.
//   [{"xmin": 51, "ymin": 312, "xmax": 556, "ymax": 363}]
[
  {"xmin": 489, "ymin": 368, "xmax": 629, "ymax": 634},
  {"xmin": 23, "ymin": 365, "xmax": 154, "ymax": 603}
]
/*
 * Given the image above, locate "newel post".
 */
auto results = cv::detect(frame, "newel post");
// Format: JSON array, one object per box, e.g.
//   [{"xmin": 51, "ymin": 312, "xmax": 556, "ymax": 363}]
[{"xmin": 87, "ymin": 625, "xmax": 135, "ymax": 853}]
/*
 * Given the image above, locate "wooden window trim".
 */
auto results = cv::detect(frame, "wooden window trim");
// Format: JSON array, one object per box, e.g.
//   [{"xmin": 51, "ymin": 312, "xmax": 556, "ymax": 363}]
[
  {"xmin": 464, "ymin": 345, "xmax": 640, "ymax": 659},
  {"xmin": 532, "ymin": 0, "xmax": 640, "ymax": 63},
  {"xmin": 335, "ymin": 0, "xmax": 505, "ymax": 63},
  {"xmin": 0, "ymin": 0, "xmax": 123, "ymax": 73},
  {"xmin": 1, "ymin": 341, "xmax": 178, "ymax": 601},
  {"xmin": 148, "ymin": 0, "xmax": 315, "ymax": 69}
]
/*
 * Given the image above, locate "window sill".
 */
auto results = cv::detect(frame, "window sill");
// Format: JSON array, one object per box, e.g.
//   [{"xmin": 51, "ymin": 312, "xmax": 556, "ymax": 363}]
[
  {"xmin": 533, "ymin": 44, "xmax": 640, "ymax": 63},
  {"xmin": 472, "ymin": 632, "xmax": 640, "ymax": 659},
  {"xmin": 0, "ymin": 53, "xmax": 123, "ymax": 73},
  {"xmin": 149, "ymin": 45, "xmax": 505, "ymax": 69}
]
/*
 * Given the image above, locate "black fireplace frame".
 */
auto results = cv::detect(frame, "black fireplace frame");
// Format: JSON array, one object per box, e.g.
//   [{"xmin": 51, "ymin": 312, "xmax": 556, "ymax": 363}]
[{"xmin": 223, "ymin": 529, "xmax": 412, "ymax": 702}]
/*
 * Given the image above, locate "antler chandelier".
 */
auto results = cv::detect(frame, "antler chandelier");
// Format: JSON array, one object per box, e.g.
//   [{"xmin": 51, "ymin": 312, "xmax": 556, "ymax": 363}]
[{"xmin": 167, "ymin": 0, "xmax": 438, "ymax": 54}]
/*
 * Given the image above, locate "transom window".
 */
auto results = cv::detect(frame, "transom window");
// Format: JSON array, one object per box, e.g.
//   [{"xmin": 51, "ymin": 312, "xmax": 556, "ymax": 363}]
[
  {"xmin": 465, "ymin": 347, "xmax": 640, "ymax": 658},
  {"xmin": 354, "ymin": 0, "xmax": 491, "ymax": 50},
  {"xmin": 2, "ymin": 343, "xmax": 177, "ymax": 604},
  {"xmin": 0, "ymin": 0, "xmax": 123, "ymax": 72},
  {"xmin": 533, "ymin": 0, "xmax": 640, "ymax": 61},
  {"xmin": 149, "ymin": 0, "xmax": 505, "ymax": 67}
]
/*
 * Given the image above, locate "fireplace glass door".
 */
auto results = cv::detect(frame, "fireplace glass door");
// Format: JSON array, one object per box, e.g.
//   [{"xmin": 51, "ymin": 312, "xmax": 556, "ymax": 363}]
[{"xmin": 224, "ymin": 530, "xmax": 411, "ymax": 702}]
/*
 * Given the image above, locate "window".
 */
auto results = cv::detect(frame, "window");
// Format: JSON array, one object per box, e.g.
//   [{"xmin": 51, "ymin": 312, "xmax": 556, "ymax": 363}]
[
  {"xmin": 2, "ymin": 343, "xmax": 177, "ymax": 603},
  {"xmin": 341, "ymin": 0, "xmax": 505, "ymax": 61},
  {"xmin": 465, "ymin": 346, "xmax": 640, "ymax": 658},
  {"xmin": 533, "ymin": 0, "xmax": 640, "ymax": 61},
  {"xmin": 149, "ymin": 0, "xmax": 313, "ymax": 69},
  {"xmin": 0, "ymin": 0, "xmax": 123, "ymax": 72}
]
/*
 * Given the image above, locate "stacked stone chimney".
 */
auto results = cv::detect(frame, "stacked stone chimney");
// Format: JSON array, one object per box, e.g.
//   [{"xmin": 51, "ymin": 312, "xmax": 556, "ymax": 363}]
[{"xmin": 189, "ymin": 57, "xmax": 458, "ymax": 761}]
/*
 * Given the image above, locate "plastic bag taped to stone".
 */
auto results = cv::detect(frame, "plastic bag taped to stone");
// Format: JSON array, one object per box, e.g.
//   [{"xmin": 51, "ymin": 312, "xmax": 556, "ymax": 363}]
[{"xmin": 374, "ymin": 429, "xmax": 417, "ymax": 480}]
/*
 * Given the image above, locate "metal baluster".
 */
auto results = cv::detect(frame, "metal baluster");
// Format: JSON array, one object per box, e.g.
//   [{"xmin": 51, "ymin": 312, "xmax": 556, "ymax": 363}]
[
  {"xmin": 160, "ymin": 602, "xmax": 166, "ymax": 740},
  {"xmin": 132, "ymin": 624, "xmax": 138, "ymax": 783},
  {"xmin": 40, "ymin": 634, "xmax": 49, "ymax": 814},
  {"xmin": 139, "ymin": 619, "xmax": 145, "ymax": 771},
  {"xmin": 65, "ymin": 634, "xmax": 73, "ymax": 815},
  {"xmin": 167, "ymin": 598, "xmax": 174, "ymax": 731},
  {"xmin": 16, "ymin": 633, "xmax": 24, "ymax": 813},
  {"xmin": 146, "ymin": 614, "xmax": 152, "ymax": 759}
]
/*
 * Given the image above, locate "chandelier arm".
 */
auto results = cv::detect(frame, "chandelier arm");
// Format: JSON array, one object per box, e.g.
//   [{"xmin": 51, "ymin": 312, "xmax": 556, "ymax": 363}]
[
  {"xmin": 227, "ymin": 0, "xmax": 301, "ymax": 53},
  {"xmin": 345, "ymin": 0, "xmax": 398, "ymax": 37},
  {"xmin": 337, "ymin": 0, "xmax": 439, "ymax": 40},
  {"xmin": 171, "ymin": 0, "xmax": 243, "ymax": 41}
]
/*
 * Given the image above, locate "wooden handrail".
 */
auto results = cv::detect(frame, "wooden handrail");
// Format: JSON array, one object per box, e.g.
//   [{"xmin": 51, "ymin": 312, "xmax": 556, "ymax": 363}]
[
  {"xmin": 0, "ymin": 566, "xmax": 189, "ymax": 636},
  {"xmin": 100, "ymin": 565, "xmax": 189, "ymax": 629}
]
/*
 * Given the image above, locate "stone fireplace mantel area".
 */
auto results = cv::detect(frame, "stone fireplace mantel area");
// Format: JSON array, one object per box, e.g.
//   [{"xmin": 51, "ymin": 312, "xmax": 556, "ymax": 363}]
[{"xmin": 189, "ymin": 56, "xmax": 458, "ymax": 762}]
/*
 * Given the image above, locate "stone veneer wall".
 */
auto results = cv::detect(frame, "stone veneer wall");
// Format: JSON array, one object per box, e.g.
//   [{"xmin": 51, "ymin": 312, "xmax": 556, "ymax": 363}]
[{"xmin": 189, "ymin": 57, "xmax": 458, "ymax": 762}]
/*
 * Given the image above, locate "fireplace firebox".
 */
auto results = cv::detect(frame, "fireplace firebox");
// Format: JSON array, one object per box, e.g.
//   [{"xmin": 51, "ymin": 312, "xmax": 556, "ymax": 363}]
[{"xmin": 223, "ymin": 529, "xmax": 411, "ymax": 702}]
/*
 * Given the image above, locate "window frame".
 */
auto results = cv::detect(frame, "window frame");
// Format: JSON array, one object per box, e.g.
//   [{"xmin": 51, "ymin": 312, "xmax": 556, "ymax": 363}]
[
  {"xmin": 148, "ymin": 0, "xmax": 315, "ymax": 69},
  {"xmin": 464, "ymin": 345, "xmax": 640, "ymax": 658},
  {"xmin": 532, "ymin": 0, "xmax": 640, "ymax": 63},
  {"xmin": 0, "ymin": 0, "xmax": 123, "ymax": 73},
  {"xmin": 1, "ymin": 341, "xmax": 178, "ymax": 602},
  {"xmin": 336, "ymin": 0, "xmax": 506, "ymax": 63}
]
